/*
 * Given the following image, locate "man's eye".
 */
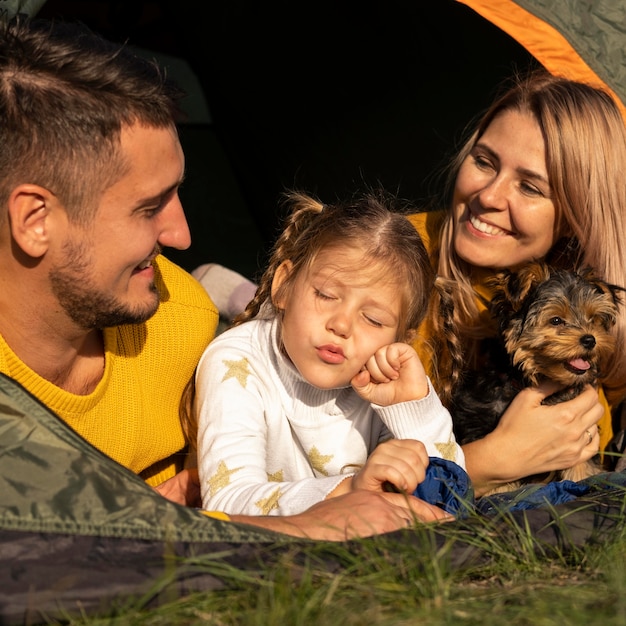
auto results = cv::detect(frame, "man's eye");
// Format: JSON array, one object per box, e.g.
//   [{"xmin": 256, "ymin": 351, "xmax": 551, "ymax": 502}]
[{"xmin": 140, "ymin": 204, "xmax": 162, "ymax": 218}]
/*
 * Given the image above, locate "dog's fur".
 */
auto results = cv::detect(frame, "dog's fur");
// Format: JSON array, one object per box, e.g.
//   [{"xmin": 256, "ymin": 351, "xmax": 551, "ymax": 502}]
[{"xmin": 450, "ymin": 262, "xmax": 624, "ymax": 495}]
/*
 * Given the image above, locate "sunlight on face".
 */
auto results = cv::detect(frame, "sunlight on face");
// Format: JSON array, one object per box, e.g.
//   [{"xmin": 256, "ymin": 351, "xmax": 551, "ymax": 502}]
[
  {"xmin": 452, "ymin": 109, "xmax": 557, "ymax": 270},
  {"xmin": 49, "ymin": 124, "xmax": 188, "ymax": 330},
  {"xmin": 274, "ymin": 246, "xmax": 405, "ymax": 389}
]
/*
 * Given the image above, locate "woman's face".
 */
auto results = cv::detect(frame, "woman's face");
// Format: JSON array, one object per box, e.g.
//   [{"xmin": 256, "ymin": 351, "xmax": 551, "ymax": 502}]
[{"xmin": 452, "ymin": 108, "xmax": 558, "ymax": 270}]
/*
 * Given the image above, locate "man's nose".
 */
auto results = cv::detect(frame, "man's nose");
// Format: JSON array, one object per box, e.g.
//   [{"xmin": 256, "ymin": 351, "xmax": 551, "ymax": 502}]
[{"xmin": 157, "ymin": 196, "xmax": 191, "ymax": 250}]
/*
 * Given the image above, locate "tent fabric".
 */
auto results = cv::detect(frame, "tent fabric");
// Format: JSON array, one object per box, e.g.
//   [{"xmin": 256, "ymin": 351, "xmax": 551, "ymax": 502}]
[
  {"xmin": 0, "ymin": 373, "xmax": 275, "ymax": 544},
  {"xmin": 1, "ymin": 530, "xmax": 291, "ymax": 624},
  {"xmin": 1, "ymin": 370, "xmax": 626, "ymax": 624},
  {"xmin": 458, "ymin": 0, "xmax": 626, "ymax": 118},
  {"xmin": 0, "ymin": 372, "xmax": 298, "ymax": 622}
]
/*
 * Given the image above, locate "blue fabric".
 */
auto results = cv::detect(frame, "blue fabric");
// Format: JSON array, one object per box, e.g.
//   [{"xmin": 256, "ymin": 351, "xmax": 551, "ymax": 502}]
[
  {"xmin": 413, "ymin": 461, "xmax": 626, "ymax": 518},
  {"xmin": 476, "ymin": 480, "xmax": 591, "ymax": 516},
  {"xmin": 413, "ymin": 457, "xmax": 473, "ymax": 515},
  {"xmin": 476, "ymin": 471, "xmax": 626, "ymax": 516}
]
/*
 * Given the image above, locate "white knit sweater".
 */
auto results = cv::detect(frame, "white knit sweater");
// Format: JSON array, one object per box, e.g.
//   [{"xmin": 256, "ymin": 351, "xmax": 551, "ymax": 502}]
[{"xmin": 196, "ymin": 317, "xmax": 465, "ymax": 516}]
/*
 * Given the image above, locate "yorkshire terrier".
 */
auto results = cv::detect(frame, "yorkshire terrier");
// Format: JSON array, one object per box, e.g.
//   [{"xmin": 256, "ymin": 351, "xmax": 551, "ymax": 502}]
[{"xmin": 449, "ymin": 261, "xmax": 624, "ymax": 495}]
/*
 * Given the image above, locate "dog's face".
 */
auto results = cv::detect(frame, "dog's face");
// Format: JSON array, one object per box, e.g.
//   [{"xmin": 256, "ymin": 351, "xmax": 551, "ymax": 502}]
[{"xmin": 487, "ymin": 262, "xmax": 623, "ymax": 387}]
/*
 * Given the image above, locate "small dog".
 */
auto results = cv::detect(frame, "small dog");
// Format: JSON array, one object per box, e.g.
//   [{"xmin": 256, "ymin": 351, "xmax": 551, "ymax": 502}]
[{"xmin": 449, "ymin": 261, "xmax": 624, "ymax": 495}]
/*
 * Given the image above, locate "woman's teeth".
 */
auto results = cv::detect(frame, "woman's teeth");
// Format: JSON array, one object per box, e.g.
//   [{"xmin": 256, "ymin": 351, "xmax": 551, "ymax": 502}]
[{"xmin": 470, "ymin": 214, "xmax": 507, "ymax": 236}]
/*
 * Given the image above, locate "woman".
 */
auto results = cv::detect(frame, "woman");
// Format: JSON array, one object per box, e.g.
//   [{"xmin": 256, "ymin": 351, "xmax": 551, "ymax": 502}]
[{"xmin": 410, "ymin": 70, "xmax": 626, "ymax": 496}]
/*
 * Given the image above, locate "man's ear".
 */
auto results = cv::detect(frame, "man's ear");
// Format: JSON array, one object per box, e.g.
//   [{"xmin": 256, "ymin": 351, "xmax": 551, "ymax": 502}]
[
  {"xmin": 7, "ymin": 184, "xmax": 56, "ymax": 258},
  {"xmin": 271, "ymin": 260, "xmax": 293, "ymax": 309}
]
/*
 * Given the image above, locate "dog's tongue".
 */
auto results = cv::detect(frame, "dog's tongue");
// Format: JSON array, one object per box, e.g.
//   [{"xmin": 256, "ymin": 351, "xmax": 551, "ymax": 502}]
[{"xmin": 570, "ymin": 358, "xmax": 591, "ymax": 371}]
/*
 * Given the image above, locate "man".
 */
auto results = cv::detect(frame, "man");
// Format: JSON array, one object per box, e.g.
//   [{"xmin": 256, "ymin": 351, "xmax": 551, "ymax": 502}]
[{"xmin": 0, "ymin": 15, "xmax": 448, "ymax": 540}]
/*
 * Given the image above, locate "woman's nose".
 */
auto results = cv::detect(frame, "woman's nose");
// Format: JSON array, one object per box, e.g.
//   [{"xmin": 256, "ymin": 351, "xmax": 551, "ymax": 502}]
[{"xmin": 477, "ymin": 175, "xmax": 509, "ymax": 211}]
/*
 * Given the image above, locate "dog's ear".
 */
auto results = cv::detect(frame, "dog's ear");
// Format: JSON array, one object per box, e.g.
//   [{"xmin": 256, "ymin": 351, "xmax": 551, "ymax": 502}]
[
  {"xmin": 578, "ymin": 265, "xmax": 626, "ymax": 309},
  {"xmin": 488, "ymin": 261, "xmax": 550, "ymax": 316},
  {"xmin": 507, "ymin": 262, "xmax": 551, "ymax": 309},
  {"xmin": 598, "ymin": 278, "xmax": 626, "ymax": 309},
  {"xmin": 576, "ymin": 265, "xmax": 597, "ymax": 282}
]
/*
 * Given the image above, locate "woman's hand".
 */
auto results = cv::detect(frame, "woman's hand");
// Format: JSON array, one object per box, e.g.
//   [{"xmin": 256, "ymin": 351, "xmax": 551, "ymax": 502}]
[
  {"xmin": 463, "ymin": 381, "xmax": 603, "ymax": 496},
  {"xmin": 351, "ymin": 343, "xmax": 429, "ymax": 406},
  {"xmin": 351, "ymin": 438, "xmax": 429, "ymax": 494}
]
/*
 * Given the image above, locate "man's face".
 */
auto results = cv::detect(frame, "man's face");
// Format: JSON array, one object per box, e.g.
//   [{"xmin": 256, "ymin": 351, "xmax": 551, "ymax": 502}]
[{"xmin": 49, "ymin": 123, "xmax": 190, "ymax": 329}]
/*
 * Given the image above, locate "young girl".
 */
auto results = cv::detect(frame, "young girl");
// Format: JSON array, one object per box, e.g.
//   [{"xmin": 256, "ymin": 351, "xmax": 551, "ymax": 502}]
[{"xmin": 194, "ymin": 190, "xmax": 465, "ymax": 516}]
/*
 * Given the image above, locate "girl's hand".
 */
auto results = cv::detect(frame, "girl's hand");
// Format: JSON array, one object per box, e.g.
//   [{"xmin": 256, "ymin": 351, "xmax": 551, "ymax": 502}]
[
  {"xmin": 464, "ymin": 382, "xmax": 603, "ymax": 496},
  {"xmin": 351, "ymin": 438, "xmax": 429, "ymax": 494},
  {"xmin": 351, "ymin": 343, "xmax": 429, "ymax": 406}
]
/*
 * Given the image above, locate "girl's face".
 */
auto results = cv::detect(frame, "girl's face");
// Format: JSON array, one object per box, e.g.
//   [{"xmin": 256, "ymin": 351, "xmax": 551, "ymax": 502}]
[
  {"xmin": 272, "ymin": 246, "xmax": 403, "ymax": 389},
  {"xmin": 452, "ymin": 108, "xmax": 558, "ymax": 270}
]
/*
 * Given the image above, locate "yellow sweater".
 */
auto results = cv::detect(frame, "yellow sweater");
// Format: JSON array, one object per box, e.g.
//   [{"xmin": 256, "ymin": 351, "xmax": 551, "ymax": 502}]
[
  {"xmin": 0, "ymin": 255, "xmax": 219, "ymax": 486},
  {"xmin": 408, "ymin": 211, "xmax": 613, "ymax": 451}
]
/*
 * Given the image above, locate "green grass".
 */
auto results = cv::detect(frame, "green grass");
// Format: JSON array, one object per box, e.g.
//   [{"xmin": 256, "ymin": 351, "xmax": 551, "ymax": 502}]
[{"xmin": 53, "ymin": 489, "xmax": 626, "ymax": 625}]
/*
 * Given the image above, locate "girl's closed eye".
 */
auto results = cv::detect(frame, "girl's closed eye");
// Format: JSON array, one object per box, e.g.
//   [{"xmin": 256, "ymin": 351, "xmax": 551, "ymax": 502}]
[
  {"xmin": 314, "ymin": 288, "xmax": 336, "ymax": 301},
  {"xmin": 364, "ymin": 314, "xmax": 384, "ymax": 328}
]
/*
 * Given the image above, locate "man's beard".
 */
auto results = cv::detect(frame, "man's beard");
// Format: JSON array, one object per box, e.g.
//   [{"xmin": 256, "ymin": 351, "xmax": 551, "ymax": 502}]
[{"xmin": 49, "ymin": 240, "xmax": 160, "ymax": 329}]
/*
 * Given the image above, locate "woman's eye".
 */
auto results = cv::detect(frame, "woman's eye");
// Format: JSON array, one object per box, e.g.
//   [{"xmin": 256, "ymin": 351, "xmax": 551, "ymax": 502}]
[
  {"xmin": 520, "ymin": 181, "xmax": 543, "ymax": 197},
  {"xmin": 473, "ymin": 154, "xmax": 493, "ymax": 171}
]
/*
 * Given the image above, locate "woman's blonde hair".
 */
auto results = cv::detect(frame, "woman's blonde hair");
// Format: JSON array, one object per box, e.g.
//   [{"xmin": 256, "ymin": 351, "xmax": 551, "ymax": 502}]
[{"xmin": 428, "ymin": 70, "xmax": 626, "ymax": 407}]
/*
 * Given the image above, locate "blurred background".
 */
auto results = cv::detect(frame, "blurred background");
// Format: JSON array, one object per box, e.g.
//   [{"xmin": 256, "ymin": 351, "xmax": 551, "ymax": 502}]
[{"xmin": 32, "ymin": 0, "xmax": 537, "ymax": 280}]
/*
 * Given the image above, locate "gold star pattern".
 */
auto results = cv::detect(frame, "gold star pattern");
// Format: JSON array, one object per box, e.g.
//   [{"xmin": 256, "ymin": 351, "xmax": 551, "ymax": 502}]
[
  {"xmin": 267, "ymin": 469, "xmax": 284, "ymax": 482},
  {"xmin": 221, "ymin": 357, "xmax": 252, "ymax": 388},
  {"xmin": 207, "ymin": 460, "xmax": 243, "ymax": 497},
  {"xmin": 255, "ymin": 486, "xmax": 283, "ymax": 515},
  {"xmin": 308, "ymin": 446, "xmax": 334, "ymax": 476},
  {"xmin": 435, "ymin": 441, "xmax": 459, "ymax": 461}
]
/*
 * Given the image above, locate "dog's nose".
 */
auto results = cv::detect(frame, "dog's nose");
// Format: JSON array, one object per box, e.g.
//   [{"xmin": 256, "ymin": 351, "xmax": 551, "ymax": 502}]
[{"xmin": 580, "ymin": 334, "xmax": 596, "ymax": 350}]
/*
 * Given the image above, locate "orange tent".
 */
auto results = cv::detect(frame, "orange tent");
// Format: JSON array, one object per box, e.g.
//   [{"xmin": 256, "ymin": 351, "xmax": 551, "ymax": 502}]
[{"xmin": 458, "ymin": 0, "xmax": 626, "ymax": 120}]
